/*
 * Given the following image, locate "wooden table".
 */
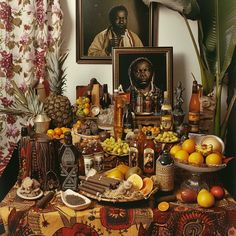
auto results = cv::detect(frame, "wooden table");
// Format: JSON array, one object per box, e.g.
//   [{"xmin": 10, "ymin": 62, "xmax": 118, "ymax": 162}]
[{"xmin": 0, "ymin": 187, "xmax": 236, "ymax": 236}]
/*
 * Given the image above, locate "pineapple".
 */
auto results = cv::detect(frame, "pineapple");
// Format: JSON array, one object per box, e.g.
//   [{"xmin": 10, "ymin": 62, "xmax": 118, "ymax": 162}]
[{"xmin": 44, "ymin": 44, "xmax": 72, "ymax": 128}]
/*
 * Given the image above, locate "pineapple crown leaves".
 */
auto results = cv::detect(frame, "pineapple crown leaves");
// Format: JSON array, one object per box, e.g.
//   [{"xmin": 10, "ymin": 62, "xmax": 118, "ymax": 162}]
[
  {"xmin": 0, "ymin": 80, "xmax": 44, "ymax": 118},
  {"xmin": 46, "ymin": 43, "xmax": 69, "ymax": 96}
]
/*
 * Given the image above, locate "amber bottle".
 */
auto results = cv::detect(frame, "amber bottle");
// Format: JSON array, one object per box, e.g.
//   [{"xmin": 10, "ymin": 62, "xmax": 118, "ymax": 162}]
[
  {"xmin": 188, "ymin": 80, "xmax": 200, "ymax": 133},
  {"xmin": 160, "ymin": 91, "xmax": 173, "ymax": 131}
]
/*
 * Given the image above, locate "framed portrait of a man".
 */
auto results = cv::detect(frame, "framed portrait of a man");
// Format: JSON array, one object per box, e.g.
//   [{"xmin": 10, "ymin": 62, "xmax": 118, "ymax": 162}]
[
  {"xmin": 76, "ymin": 0, "xmax": 158, "ymax": 64},
  {"xmin": 112, "ymin": 47, "xmax": 173, "ymax": 102}
]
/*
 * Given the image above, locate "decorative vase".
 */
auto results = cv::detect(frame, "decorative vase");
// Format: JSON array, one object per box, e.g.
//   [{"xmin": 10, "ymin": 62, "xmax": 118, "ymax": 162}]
[{"xmin": 34, "ymin": 113, "xmax": 51, "ymax": 134}]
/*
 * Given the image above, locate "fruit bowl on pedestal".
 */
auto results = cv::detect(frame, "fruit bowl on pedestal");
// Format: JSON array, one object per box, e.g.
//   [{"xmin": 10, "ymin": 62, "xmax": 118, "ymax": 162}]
[{"xmin": 174, "ymin": 159, "xmax": 227, "ymax": 192}]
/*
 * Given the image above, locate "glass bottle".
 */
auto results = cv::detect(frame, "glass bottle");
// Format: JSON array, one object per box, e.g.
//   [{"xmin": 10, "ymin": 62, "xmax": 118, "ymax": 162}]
[
  {"xmin": 156, "ymin": 150, "xmax": 174, "ymax": 192},
  {"xmin": 143, "ymin": 130, "xmax": 155, "ymax": 175},
  {"xmin": 123, "ymin": 103, "xmax": 134, "ymax": 139},
  {"xmin": 113, "ymin": 94, "xmax": 124, "ymax": 140},
  {"xmin": 137, "ymin": 126, "xmax": 145, "ymax": 170},
  {"xmin": 59, "ymin": 131, "xmax": 82, "ymax": 191},
  {"xmin": 188, "ymin": 80, "xmax": 200, "ymax": 133},
  {"xmin": 130, "ymin": 86, "xmax": 136, "ymax": 112},
  {"xmin": 144, "ymin": 95, "xmax": 152, "ymax": 113},
  {"xmin": 136, "ymin": 91, "xmax": 144, "ymax": 113},
  {"xmin": 81, "ymin": 143, "xmax": 94, "ymax": 176},
  {"xmin": 93, "ymin": 141, "xmax": 104, "ymax": 172},
  {"xmin": 100, "ymin": 84, "xmax": 111, "ymax": 109},
  {"xmin": 160, "ymin": 91, "xmax": 173, "ymax": 131},
  {"xmin": 129, "ymin": 132, "xmax": 139, "ymax": 168}
]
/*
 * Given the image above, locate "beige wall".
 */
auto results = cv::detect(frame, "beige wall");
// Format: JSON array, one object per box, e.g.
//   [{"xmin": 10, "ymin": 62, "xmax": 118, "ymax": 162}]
[{"xmin": 61, "ymin": 2, "xmax": 203, "ymax": 114}]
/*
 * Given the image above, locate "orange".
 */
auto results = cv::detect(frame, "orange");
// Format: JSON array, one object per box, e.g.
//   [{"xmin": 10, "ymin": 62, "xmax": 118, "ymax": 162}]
[
  {"xmin": 106, "ymin": 169, "xmax": 124, "ymax": 180},
  {"xmin": 170, "ymin": 144, "xmax": 182, "ymax": 156},
  {"xmin": 140, "ymin": 177, "xmax": 154, "ymax": 196},
  {"xmin": 174, "ymin": 149, "xmax": 189, "ymax": 162},
  {"xmin": 54, "ymin": 127, "xmax": 63, "ymax": 136},
  {"xmin": 158, "ymin": 201, "xmax": 170, "ymax": 211},
  {"xmin": 205, "ymin": 153, "xmax": 222, "ymax": 166},
  {"xmin": 188, "ymin": 152, "xmax": 204, "ymax": 165},
  {"xmin": 127, "ymin": 174, "xmax": 143, "ymax": 190},
  {"xmin": 182, "ymin": 139, "xmax": 196, "ymax": 154}
]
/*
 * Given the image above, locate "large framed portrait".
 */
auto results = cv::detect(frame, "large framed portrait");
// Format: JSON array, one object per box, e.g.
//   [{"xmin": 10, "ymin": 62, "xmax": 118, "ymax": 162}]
[
  {"xmin": 112, "ymin": 47, "xmax": 173, "ymax": 102},
  {"xmin": 76, "ymin": 0, "xmax": 158, "ymax": 64}
]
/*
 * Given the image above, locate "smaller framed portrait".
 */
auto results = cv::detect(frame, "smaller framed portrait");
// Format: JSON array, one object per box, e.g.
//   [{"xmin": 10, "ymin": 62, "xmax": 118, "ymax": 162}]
[{"xmin": 112, "ymin": 47, "xmax": 173, "ymax": 102}]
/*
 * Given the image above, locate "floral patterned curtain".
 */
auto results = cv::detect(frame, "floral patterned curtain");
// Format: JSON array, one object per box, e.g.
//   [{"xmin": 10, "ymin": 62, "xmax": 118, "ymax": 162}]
[{"xmin": 0, "ymin": 0, "xmax": 63, "ymax": 174}]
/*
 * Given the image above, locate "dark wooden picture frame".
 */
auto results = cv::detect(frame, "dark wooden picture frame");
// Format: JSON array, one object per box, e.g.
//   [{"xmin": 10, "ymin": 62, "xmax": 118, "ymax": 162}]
[
  {"xmin": 112, "ymin": 47, "xmax": 173, "ymax": 102},
  {"xmin": 76, "ymin": 0, "xmax": 158, "ymax": 64}
]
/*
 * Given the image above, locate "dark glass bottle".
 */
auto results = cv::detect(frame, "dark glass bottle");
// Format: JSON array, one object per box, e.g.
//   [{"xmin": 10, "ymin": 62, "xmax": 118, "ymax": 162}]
[
  {"xmin": 100, "ymin": 84, "xmax": 111, "ymax": 109},
  {"xmin": 130, "ymin": 86, "xmax": 136, "ymax": 112},
  {"xmin": 143, "ymin": 130, "xmax": 155, "ymax": 175},
  {"xmin": 59, "ymin": 131, "xmax": 83, "ymax": 191},
  {"xmin": 156, "ymin": 150, "xmax": 174, "ymax": 192},
  {"xmin": 123, "ymin": 103, "xmax": 134, "ymax": 139}
]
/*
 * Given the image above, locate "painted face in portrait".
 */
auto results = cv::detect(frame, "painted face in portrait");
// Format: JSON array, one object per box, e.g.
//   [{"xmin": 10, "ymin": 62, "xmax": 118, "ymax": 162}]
[
  {"xmin": 112, "ymin": 10, "xmax": 127, "ymax": 35},
  {"xmin": 129, "ymin": 58, "xmax": 154, "ymax": 90}
]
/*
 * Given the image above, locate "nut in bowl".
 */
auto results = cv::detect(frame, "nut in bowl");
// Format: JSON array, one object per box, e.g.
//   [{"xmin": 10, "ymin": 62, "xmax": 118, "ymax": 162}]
[{"xmin": 61, "ymin": 189, "xmax": 91, "ymax": 210}]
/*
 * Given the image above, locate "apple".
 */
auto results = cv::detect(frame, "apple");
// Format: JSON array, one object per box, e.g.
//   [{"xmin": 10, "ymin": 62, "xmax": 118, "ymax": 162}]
[
  {"xmin": 180, "ymin": 188, "xmax": 197, "ymax": 203},
  {"xmin": 210, "ymin": 185, "xmax": 225, "ymax": 200}
]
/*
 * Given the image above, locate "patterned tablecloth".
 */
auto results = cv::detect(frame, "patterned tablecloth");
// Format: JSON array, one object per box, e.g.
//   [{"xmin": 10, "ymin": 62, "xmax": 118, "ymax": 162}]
[{"xmin": 0, "ymin": 187, "xmax": 236, "ymax": 236}]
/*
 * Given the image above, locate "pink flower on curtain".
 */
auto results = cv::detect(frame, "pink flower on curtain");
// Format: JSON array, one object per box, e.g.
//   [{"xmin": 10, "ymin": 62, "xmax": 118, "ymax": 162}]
[
  {"xmin": 35, "ymin": 50, "xmax": 46, "ymax": 80},
  {"xmin": 0, "ymin": 51, "xmax": 13, "ymax": 79},
  {"xmin": 0, "ymin": 2, "xmax": 12, "ymax": 32},
  {"xmin": 36, "ymin": 0, "xmax": 46, "ymax": 26}
]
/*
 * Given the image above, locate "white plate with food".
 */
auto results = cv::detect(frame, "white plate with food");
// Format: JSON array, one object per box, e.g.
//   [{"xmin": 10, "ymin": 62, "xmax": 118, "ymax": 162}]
[
  {"xmin": 17, "ymin": 187, "xmax": 43, "ymax": 200},
  {"xmin": 61, "ymin": 189, "xmax": 91, "ymax": 210}
]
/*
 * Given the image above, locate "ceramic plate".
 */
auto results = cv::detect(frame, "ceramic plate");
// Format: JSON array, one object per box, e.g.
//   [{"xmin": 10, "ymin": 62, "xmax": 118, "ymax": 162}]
[
  {"xmin": 61, "ymin": 189, "xmax": 91, "ymax": 210},
  {"xmin": 17, "ymin": 188, "xmax": 43, "ymax": 200}
]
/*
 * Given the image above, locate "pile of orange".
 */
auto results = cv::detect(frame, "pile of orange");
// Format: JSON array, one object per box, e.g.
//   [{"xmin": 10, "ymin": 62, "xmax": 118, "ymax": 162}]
[
  {"xmin": 47, "ymin": 127, "xmax": 71, "ymax": 139},
  {"xmin": 170, "ymin": 138, "xmax": 222, "ymax": 166}
]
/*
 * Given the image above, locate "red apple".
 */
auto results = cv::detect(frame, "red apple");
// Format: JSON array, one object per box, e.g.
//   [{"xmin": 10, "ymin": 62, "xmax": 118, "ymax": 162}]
[{"xmin": 210, "ymin": 186, "xmax": 225, "ymax": 200}]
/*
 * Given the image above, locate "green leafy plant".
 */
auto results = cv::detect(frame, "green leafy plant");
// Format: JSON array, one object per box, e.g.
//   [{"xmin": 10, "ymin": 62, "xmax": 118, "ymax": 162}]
[
  {"xmin": 0, "ymin": 80, "xmax": 44, "ymax": 120},
  {"xmin": 143, "ymin": 0, "xmax": 236, "ymax": 138}
]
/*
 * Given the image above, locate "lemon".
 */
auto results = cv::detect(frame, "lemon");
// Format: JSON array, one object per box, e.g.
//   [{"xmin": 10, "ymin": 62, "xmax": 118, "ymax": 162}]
[
  {"xmin": 116, "ymin": 164, "xmax": 129, "ymax": 175},
  {"xmin": 106, "ymin": 169, "xmax": 124, "ymax": 180},
  {"xmin": 127, "ymin": 174, "xmax": 143, "ymax": 190},
  {"xmin": 197, "ymin": 189, "xmax": 215, "ymax": 208}
]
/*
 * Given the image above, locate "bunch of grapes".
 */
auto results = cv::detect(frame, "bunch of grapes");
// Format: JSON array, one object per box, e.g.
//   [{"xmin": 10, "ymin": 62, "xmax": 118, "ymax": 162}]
[{"xmin": 101, "ymin": 137, "xmax": 129, "ymax": 155}]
